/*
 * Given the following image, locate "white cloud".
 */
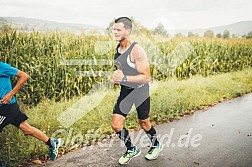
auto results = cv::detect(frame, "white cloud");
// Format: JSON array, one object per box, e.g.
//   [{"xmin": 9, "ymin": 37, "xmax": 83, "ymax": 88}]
[{"xmin": 0, "ymin": 0, "xmax": 251, "ymax": 29}]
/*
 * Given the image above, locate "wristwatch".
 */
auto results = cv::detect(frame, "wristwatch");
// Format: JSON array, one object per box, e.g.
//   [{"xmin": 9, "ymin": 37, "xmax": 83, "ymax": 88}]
[{"xmin": 122, "ymin": 75, "xmax": 127, "ymax": 82}]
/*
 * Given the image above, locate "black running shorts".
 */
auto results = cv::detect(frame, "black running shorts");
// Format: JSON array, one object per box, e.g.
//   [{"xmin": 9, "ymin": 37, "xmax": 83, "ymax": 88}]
[
  {"xmin": 0, "ymin": 102, "xmax": 28, "ymax": 133},
  {"xmin": 113, "ymin": 84, "xmax": 150, "ymax": 120}
]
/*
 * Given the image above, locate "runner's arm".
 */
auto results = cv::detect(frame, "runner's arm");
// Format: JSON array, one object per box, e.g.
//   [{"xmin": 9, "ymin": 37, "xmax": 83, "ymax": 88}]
[
  {"xmin": 126, "ymin": 44, "xmax": 151, "ymax": 83},
  {"xmin": 0, "ymin": 70, "xmax": 29, "ymax": 104}
]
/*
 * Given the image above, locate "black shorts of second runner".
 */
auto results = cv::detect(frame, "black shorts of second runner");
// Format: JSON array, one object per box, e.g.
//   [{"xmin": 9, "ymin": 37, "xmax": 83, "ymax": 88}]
[
  {"xmin": 113, "ymin": 84, "xmax": 150, "ymax": 120},
  {"xmin": 0, "ymin": 102, "xmax": 28, "ymax": 133}
]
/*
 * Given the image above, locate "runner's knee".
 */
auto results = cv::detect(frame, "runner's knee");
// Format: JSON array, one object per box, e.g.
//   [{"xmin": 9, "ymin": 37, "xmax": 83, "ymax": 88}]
[
  {"xmin": 140, "ymin": 123, "xmax": 149, "ymax": 131},
  {"xmin": 139, "ymin": 120, "xmax": 151, "ymax": 131},
  {"xmin": 111, "ymin": 122, "xmax": 123, "ymax": 132}
]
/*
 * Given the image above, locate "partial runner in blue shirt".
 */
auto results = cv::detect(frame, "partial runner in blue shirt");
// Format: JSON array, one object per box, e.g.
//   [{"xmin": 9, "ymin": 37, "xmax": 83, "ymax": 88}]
[{"xmin": 0, "ymin": 62, "xmax": 61, "ymax": 163}]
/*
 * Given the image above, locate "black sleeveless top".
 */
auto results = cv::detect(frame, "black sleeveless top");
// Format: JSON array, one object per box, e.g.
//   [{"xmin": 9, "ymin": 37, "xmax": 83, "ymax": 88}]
[{"xmin": 114, "ymin": 42, "xmax": 146, "ymax": 89}]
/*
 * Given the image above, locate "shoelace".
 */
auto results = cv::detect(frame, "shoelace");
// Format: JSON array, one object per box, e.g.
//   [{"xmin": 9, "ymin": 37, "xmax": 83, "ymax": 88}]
[
  {"xmin": 148, "ymin": 147, "xmax": 156, "ymax": 154},
  {"xmin": 123, "ymin": 149, "xmax": 135, "ymax": 158},
  {"xmin": 123, "ymin": 152, "xmax": 130, "ymax": 158}
]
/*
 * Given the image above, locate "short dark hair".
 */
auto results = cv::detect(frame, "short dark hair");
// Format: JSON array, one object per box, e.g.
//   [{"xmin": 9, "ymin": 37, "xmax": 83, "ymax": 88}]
[{"xmin": 115, "ymin": 17, "xmax": 132, "ymax": 29}]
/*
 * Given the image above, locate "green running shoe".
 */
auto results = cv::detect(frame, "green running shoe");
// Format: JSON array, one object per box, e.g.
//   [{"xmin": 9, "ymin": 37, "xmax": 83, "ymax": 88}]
[
  {"xmin": 49, "ymin": 138, "xmax": 61, "ymax": 160},
  {"xmin": 118, "ymin": 146, "xmax": 141, "ymax": 165},
  {"xmin": 145, "ymin": 143, "xmax": 164, "ymax": 160}
]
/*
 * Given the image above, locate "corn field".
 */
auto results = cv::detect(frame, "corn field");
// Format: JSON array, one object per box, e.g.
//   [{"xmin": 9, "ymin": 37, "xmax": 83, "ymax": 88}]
[{"xmin": 0, "ymin": 31, "xmax": 251, "ymax": 106}]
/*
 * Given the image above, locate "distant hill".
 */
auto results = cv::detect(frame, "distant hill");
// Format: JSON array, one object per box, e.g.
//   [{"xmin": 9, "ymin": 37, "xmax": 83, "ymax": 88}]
[
  {"xmin": 1, "ymin": 17, "xmax": 251, "ymax": 37},
  {"xmin": 175, "ymin": 21, "xmax": 252, "ymax": 37},
  {"xmin": 0, "ymin": 17, "xmax": 105, "ymax": 33}
]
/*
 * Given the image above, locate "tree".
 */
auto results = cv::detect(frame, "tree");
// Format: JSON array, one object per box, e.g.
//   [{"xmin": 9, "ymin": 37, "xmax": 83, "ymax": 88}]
[
  {"xmin": 223, "ymin": 29, "xmax": 230, "ymax": 39},
  {"xmin": 106, "ymin": 19, "xmax": 115, "ymax": 35},
  {"xmin": 175, "ymin": 33, "xmax": 184, "ymax": 38},
  {"xmin": 216, "ymin": 33, "xmax": 222, "ymax": 38},
  {"xmin": 246, "ymin": 31, "xmax": 252, "ymax": 39},
  {"xmin": 204, "ymin": 30, "xmax": 214, "ymax": 38},
  {"xmin": 194, "ymin": 33, "xmax": 200, "ymax": 38},
  {"xmin": 0, "ymin": 24, "xmax": 12, "ymax": 34},
  {"xmin": 152, "ymin": 22, "xmax": 168, "ymax": 36},
  {"xmin": 188, "ymin": 31, "xmax": 194, "ymax": 37},
  {"xmin": 242, "ymin": 34, "xmax": 247, "ymax": 38}
]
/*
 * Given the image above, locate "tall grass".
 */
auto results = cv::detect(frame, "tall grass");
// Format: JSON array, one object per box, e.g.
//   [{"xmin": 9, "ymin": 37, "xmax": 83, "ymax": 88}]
[{"xmin": 0, "ymin": 31, "xmax": 251, "ymax": 105}]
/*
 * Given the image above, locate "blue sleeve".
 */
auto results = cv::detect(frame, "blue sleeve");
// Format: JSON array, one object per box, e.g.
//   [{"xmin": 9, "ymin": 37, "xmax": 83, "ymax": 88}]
[{"xmin": 0, "ymin": 62, "xmax": 19, "ymax": 77}]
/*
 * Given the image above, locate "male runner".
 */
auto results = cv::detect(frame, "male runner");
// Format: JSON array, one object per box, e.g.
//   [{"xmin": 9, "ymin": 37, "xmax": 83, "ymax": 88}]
[{"xmin": 112, "ymin": 17, "xmax": 164, "ymax": 165}]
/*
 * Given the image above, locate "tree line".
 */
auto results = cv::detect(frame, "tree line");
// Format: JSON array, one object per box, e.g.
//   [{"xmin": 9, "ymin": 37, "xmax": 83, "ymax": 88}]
[{"xmin": 1, "ymin": 20, "xmax": 252, "ymax": 39}]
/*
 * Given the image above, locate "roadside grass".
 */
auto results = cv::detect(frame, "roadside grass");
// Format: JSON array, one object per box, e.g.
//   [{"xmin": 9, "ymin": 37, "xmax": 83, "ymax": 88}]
[{"xmin": 1, "ymin": 68, "xmax": 252, "ymax": 166}]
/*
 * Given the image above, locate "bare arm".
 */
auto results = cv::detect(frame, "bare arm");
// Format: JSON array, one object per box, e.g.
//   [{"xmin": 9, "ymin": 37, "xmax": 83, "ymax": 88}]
[
  {"xmin": 0, "ymin": 70, "xmax": 29, "ymax": 104},
  {"xmin": 127, "ymin": 44, "xmax": 151, "ymax": 83},
  {"xmin": 112, "ymin": 44, "xmax": 151, "ymax": 84}
]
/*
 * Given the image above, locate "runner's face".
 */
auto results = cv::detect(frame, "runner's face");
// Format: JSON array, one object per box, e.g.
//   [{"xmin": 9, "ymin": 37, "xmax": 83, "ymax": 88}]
[{"xmin": 113, "ymin": 22, "xmax": 129, "ymax": 41}]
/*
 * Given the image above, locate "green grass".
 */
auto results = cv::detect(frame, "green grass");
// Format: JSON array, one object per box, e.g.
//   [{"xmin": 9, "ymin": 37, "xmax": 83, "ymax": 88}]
[{"xmin": 1, "ymin": 68, "xmax": 252, "ymax": 166}]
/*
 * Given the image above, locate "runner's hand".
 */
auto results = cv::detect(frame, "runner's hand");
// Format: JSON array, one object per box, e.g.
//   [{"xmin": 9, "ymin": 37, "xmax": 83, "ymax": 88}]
[
  {"xmin": 113, "ymin": 70, "xmax": 124, "ymax": 84},
  {"xmin": 0, "ymin": 92, "xmax": 13, "ymax": 104}
]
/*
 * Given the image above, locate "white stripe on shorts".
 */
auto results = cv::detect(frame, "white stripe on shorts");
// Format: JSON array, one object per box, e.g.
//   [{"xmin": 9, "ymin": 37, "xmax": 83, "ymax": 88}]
[{"xmin": 0, "ymin": 116, "xmax": 6, "ymax": 125}]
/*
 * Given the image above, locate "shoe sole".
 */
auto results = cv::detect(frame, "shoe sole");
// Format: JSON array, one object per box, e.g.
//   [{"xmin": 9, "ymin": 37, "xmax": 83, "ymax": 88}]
[
  {"xmin": 119, "ymin": 149, "xmax": 142, "ymax": 165},
  {"xmin": 145, "ymin": 144, "xmax": 164, "ymax": 160}
]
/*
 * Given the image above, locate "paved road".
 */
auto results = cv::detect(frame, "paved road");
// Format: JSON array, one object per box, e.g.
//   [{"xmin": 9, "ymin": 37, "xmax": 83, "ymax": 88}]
[{"xmin": 35, "ymin": 93, "xmax": 252, "ymax": 167}]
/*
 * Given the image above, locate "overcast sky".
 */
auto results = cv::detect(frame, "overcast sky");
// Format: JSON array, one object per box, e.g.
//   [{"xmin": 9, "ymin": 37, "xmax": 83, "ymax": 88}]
[{"xmin": 1, "ymin": 0, "xmax": 252, "ymax": 30}]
